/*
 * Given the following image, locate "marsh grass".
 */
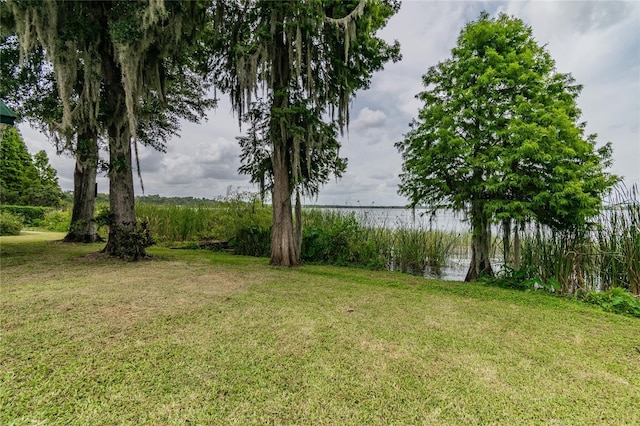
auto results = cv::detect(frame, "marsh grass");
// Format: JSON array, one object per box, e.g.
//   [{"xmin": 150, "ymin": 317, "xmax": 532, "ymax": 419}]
[
  {"xmin": 302, "ymin": 208, "xmax": 466, "ymax": 274},
  {"xmin": 596, "ymin": 185, "xmax": 640, "ymax": 294},
  {"xmin": 1, "ymin": 233, "xmax": 639, "ymax": 425},
  {"xmin": 513, "ymin": 185, "xmax": 640, "ymax": 295},
  {"xmin": 136, "ymin": 192, "xmax": 271, "ymax": 244}
]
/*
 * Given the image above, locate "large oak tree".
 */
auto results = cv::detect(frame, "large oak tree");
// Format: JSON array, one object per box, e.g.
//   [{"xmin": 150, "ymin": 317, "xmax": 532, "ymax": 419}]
[{"xmin": 8, "ymin": 0, "xmax": 211, "ymax": 256}]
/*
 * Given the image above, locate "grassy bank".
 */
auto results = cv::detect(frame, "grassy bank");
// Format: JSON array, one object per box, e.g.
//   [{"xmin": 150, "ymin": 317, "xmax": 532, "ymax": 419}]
[{"xmin": 1, "ymin": 233, "xmax": 639, "ymax": 425}]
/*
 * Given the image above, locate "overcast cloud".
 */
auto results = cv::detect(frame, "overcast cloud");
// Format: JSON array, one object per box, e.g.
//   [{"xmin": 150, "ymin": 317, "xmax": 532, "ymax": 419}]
[{"xmin": 18, "ymin": 0, "xmax": 640, "ymax": 206}]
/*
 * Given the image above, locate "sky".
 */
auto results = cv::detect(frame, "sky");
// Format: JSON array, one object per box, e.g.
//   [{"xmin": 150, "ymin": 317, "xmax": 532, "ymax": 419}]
[{"xmin": 18, "ymin": 0, "xmax": 640, "ymax": 206}]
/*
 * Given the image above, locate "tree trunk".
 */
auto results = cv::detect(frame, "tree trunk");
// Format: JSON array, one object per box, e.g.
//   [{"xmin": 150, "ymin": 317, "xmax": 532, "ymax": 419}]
[
  {"xmin": 465, "ymin": 203, "xmax": 493, "ymax": 281},
  {"xmin": 64, "ymin": 130, "xmax": 102, "ymax": 243},
  {"xmin": 101, "ymin": 124, "xmax": 137, "ymax": 256},
  {"xmin": 268, "ymin": 5, "xmax": 299, "ymax": 266},
  {"xmin": 502, "ymin": 217, "xmax": 511, "ymax": 269},
  {"xmin": 98, "ymin": 30, "xmax": 140, "ymax": 258},
  {"xmin": 513, "ymin": 221, "xmax": 521, "ymax": 270},
  {"xmin": 270, "ymin": 141, "xmax": 298, "ymax": 266},
  {"xmin": 294, "ymin": 188, "xmax": 302, "ymax": 258}
]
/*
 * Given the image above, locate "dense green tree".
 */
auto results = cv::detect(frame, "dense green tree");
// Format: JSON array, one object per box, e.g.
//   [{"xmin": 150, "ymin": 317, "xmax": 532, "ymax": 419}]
[
  {"xmin": 1, "ymin": 8, "xmax": 213, "ymax": 243},
  {"xmin": 8, "ymin": 0, "xmax": 212, "ymax": 256},
  {"xmin": 214, "ymin": 0, "xmax": 400, "ymax": 266},
  {"xmin": 0, "ymin": 126, "xmax": 38, "ymax": 205},
  {"xmin": 1, "ymin": 17, "xmax": 103, "ymax": 241},
  {"xmin": 237, "ymin": 98, "xmax": 347, "ymax": 199},
  {"xmin": 396, "ymin": 12, "xmax": 618, "ymax": 281},
  {"xmin": 0, "ymin": 127, "xmax": 63, "ymax": 206}
]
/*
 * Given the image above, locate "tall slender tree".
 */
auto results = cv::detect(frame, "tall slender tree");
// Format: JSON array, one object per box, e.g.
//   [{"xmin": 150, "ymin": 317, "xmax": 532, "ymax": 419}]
[
  {"xmin": 396, "ymin": 13, "xmax": 618, "ymax": 281},
  {"xmin": 214, "ymin": 0, "xmax": 400, "ymax": 266}
]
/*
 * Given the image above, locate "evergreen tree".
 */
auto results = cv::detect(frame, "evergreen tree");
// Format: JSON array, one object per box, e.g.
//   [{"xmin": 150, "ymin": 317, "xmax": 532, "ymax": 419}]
[
  {"xmin": 396, "ymin": 12, "xmax": 618, "ymax": 281},
  {"xmin": 0, "ymin": 127, "xmax": 62, "ymax": 206}
]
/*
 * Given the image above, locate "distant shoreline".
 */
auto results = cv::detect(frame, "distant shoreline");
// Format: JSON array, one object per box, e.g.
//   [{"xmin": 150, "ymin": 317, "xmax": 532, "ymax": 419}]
[{"xmin": 306, "ymin": 205, "xmax": 426, "ymax": 210}]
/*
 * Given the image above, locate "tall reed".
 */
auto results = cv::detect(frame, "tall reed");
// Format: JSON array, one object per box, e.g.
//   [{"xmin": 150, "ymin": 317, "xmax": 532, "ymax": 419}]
[
  {"xmin": 302, "ymin": 208, "xmax": 465, "ymax": 275},
  {"xmin": 595, "ymin": 184, "xmax": 640, "ymax": 295},
  {"xmin": 136, "ymin": 190, "xmax": 272, "ymax": 244},
  {"xmin": 515, "ymin": 184, "xmax": 639, "ymax": 295}
]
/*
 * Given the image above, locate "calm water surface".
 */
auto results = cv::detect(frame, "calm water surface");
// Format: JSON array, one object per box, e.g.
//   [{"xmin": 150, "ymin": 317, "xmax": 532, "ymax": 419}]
[{"xmin": 311, "ymin": 206, "xmax": 499, "ymax": 281}]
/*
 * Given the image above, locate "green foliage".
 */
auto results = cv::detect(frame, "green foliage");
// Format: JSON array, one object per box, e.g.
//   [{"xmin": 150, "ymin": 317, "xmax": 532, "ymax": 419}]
[
  {"xmin": 215, "ymin": 0, "xmax": 401, "ymax": 265},
  {"xmin": 0, "ymin": 32, "xmax": 60, "ymax": 126},
  {"xmin": 210, "ymin": 190, "xmax": 272, "ymax": 241},
  {"xmin": 108, "ymin": 221, "xmax": 156, "ymax": 261},
  {"xmin": 0, "ymin": 205, "xmax": 47, "ymax": 226},
  {"xmin": 136, "ymin": 190, "xmax": 272, "ymax": 244},
  {"xmin": 33, "ymin": 210, "xmax": 70, "ymax": 232},
  {"xmin": 396, "ymin": 12, "xmax": 618, "ymax": 279},
  {"xmin": 584, "ymin": 288, "xmax": 640, "ymax": 318},
  {"xmin": 482, "ymin": 266, "xmax": 560, "ymax": 293},
  {"xmin": 137, "ymin": 204, "xmax": 213, "ymax": 243},
  {"xmin": 0, "ymin": 126, "xmax": 38, "ymax": 205},
  {"xmin": 237, "ymin": 99, "xmax": 348, "ymax": 199},
  {"xmin": 596, "ymin": 185, "xmax": 640, "ymax": 295},
  {"xmin": 509, "ymin": 186, "xmax": 639, "ymax": 296},
  {"xmin": 0, "ymin": 128, "xmax": 63, "ymax": 207},
  {"xmin": 94, "ymin": 206, "xmax": 112, "ymax": 231},
  {"xmin": 136, "ymin": 194, "xmax": 220, "ymax": 207},
  {"xmin": 302, "ymin": 213, "xmax": 363, "ymax": 266},
  {"xmin": 0, "ymin": 211, "xmax": 23, "ymax": 235},
  {"xmin": 232, "ymin": 225, "xmax": 271, "ymax": 257}
]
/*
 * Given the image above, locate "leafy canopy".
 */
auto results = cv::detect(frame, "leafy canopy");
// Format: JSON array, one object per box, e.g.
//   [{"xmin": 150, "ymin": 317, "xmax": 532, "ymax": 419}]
[
  {"xmin": 0, "ymin": 127, "xmax": 63, "ymax": 206},
  {"xmin": 396, "ymin": 12, "xmax": 617, "ymax": 232}
]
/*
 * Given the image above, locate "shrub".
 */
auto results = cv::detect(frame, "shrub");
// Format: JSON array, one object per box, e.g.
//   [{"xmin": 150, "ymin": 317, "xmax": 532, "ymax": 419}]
[
  {"xmin": 482, "ymin": 266, "xmax": 560, "ymax": 293},
  {"xmin": 583, "ymin": 287, "xmax": 640, "ymax": 318},
  {"xmin": 0, "ymin": 211, "xmax": 23, "ymax": 235},
  {"xmin": 0, "ymin": 205, "xmax": 47, "ymax": 226},
  {"xmin": 108, "ymin": 221, "xmax": 156, "ymax": 261},
  {"xmin": 33, "ymin": 210, "xmax": 70, "ymax": 232},
  {"xmin": 302, "ymin": 213, "xmax": 362, "ymax": 265},
  {"xmin": 231, "ymin": 225, "xmax": 271, "ymax": 257}
]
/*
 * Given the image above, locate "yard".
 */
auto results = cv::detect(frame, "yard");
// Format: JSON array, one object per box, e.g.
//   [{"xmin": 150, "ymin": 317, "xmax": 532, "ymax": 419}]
[{"xmin": 1, "ymin": 233, "xmax": 638, "ymax": 425}]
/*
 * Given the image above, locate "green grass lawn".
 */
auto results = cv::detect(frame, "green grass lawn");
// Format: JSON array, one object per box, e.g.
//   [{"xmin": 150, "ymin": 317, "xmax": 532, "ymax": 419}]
[{"xmin": 1, "ymin": 233, "xmax": 639, "ymax": 425}]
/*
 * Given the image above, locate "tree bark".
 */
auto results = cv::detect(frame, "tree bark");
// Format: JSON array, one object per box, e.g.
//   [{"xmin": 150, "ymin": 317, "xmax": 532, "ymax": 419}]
[
  {"xmin": 502, "ymin": 217, "xmax": 511, "ymax": 269},
  {"xmin": 294, "ymin": 188, "xmax": 302, "ymax": 259},
  {"xmin": 270, "ymin": 142, "xmax": 298, "ymax": 266},
  {"xmin": 513, "ymin": 221, "xmax": 521, "ymax": 270},
  {"xmin": 268, "ymin": 5, "xmax": 299, "ymax": 266},
  {"xmin": 63, "ymin": 130, "xmax": 102, "ymax": 243},
  {"xmin": 465, "ymin": 202, "xmax": 493, "ymax": 281},
  {"xmin": 97, "ymin": 27, "xmax": 139, "ymax": 257},
  {"xmin": 101, "ymin": 123, "xmax": 137, "ymax": 256}
]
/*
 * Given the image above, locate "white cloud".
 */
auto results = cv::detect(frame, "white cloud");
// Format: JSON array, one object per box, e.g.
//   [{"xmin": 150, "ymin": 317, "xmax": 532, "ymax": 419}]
[{"xmin": 352, "ymin": 108, "xmax": 387, "ymax": 131}]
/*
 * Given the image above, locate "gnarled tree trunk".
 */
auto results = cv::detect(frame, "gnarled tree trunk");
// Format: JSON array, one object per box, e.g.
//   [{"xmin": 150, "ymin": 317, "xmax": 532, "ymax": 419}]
[
  {"xmin": 98, "ymin": 28, "xmax": 139, "ymax": 257},
  {"xmin": 270, "ymin": 140, "xmax": 298, "ymax": 266},
  {"xmin": 465, "ymin": 202, "xmax": 493, "ymax": 281},
  {"xmin": 101, "ymin": 124, "xmax": 137, "ymax": 256},
  {"xmin": 64, "ymin": 130, "xmax": 102, "ymax": 243}
]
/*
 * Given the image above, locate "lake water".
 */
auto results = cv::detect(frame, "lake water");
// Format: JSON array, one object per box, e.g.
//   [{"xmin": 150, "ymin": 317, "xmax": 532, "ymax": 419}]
[
  {"xmin": 310, "ymin": 206, "xmax": 494, "ymax": 281},
  {"xmin": 316, "ymin": 206, "xmax": 471, "ymax": 232}
]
